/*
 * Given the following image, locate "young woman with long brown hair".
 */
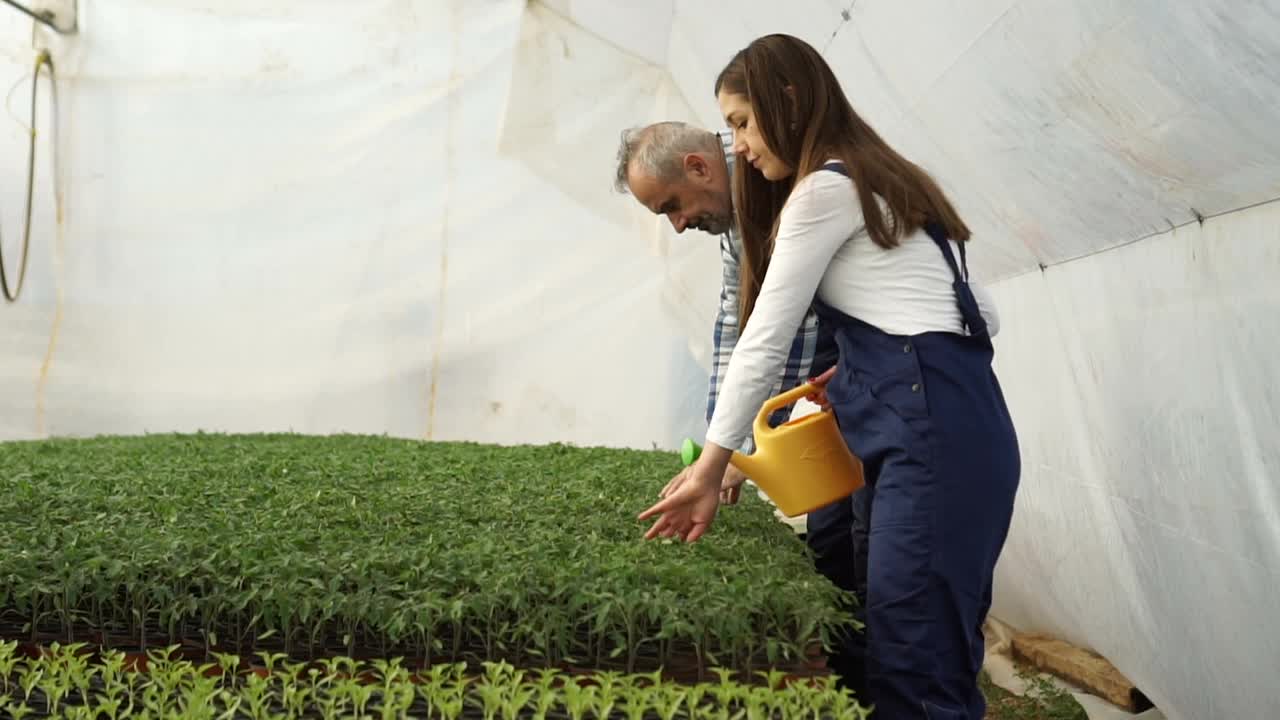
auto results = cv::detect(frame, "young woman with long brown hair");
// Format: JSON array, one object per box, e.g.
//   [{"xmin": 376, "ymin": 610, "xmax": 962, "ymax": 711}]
[{"xmin": 639, "ymin": 34, "xmax": 1020, "ymax": 719}]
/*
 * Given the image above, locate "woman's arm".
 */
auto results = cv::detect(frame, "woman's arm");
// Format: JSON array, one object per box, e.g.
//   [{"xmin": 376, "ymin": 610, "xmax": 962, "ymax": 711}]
[
  {"xmin": 704, "ymin": 168, "xmax": 861, "ymax": 452},
  {"xmin": 638, "ymin": 169, "xmax": 862, "ymax": 543}
]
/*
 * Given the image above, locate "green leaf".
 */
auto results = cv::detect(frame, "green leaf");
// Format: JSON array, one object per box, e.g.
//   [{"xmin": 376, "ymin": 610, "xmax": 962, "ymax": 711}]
[{"xmin": 0, "ymin": 433, "xmax": 853, "ymax": 683}]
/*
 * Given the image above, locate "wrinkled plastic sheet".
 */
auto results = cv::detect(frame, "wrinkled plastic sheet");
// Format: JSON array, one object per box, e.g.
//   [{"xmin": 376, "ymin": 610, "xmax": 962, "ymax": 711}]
[
  {"xmin": 986, "ymin": 204, "xmax": 1280, "ymax": 720},
  {"xmin": 0, "ymin": 1, "xmax": 720, "ymax": 450}
]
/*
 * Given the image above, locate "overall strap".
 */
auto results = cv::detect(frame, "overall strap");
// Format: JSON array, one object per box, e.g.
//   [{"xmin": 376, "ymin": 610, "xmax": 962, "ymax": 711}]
[
  {"xmin": 821, "ymin": 161, "xmax": 848, "ymax": 176},
  {"xmin": 921, "ymin": 222, "xmax": 988, "ymax": 338},
  {"xmin": 922, "ymin": 221, "xmax": 968, "ymax": 282}
]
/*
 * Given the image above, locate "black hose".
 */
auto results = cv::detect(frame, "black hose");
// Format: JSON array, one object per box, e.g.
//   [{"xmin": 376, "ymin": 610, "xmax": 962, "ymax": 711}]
[
  {"xmin": 0, "ymin": 49, "xmax": 51, "ymax": 303},
  {"xmin": 0, "ymin": 1, "xmax": 71, "ymax": 34}
]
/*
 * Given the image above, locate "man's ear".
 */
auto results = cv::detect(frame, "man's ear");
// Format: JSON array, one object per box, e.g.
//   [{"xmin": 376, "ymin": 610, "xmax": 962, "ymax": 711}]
[{"xmin": 684, "ymin": 152, "xmax": 710, "ymax": 179}]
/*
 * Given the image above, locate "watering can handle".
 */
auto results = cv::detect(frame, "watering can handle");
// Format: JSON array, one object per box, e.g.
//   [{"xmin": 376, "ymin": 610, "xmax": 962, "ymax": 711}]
[{"xmin": 753, "ymin": 382, "xmax": 820, "ymax": 439}]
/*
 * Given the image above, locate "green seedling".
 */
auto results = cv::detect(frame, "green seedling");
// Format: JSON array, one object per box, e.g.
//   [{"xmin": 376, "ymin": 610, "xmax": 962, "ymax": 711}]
[{"xmin": 0, "ymin": 433, "xmax": 855, "ymax": 680}]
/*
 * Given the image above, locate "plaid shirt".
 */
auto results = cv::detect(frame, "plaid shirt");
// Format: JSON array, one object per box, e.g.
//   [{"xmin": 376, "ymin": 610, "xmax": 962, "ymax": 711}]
[{"xmin": 706, "ymin": 130, "xmax": 834, "ymax": 453}]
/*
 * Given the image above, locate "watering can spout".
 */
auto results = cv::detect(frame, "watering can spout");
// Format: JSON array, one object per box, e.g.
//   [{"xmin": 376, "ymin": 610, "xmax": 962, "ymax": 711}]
[{"xmin": 683, "ymin": 383, "xmax": 864, "ymax": 517}]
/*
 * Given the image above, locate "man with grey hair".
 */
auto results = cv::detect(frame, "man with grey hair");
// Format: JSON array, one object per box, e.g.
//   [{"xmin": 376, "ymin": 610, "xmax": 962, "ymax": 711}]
[
  {"xmin": 613, "ymin": 122, "xmax": 735, "ymax": 236},
  {"xmin": 614, "ymin": 121, "xmax": 870, "ymax": 698}
]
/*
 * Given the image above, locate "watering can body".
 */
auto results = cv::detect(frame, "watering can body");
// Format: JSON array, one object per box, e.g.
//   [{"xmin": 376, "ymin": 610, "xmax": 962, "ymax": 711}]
[{"xmin": 686, "ymin": 383, "xmax": 864, "ymax": 517}]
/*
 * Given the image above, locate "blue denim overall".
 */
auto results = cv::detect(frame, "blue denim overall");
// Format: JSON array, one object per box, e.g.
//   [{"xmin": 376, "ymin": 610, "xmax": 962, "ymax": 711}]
[
  {"xmin": 814, "ymin": 164, "xmax": 1021, "ymax": 719},
  {"xmin": 799, "ymin": 330, "xmax": 872, "ymax": 698}
]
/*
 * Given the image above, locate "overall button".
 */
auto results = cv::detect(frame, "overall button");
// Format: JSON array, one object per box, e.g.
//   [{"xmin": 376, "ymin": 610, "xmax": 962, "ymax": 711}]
[
  {"xmin": 903, "ymin": 344, "xmax": 912, "ymax": 353},
  {"xmin": 911, "ymin": 383, "xmax": 921, "ymax": 393}
]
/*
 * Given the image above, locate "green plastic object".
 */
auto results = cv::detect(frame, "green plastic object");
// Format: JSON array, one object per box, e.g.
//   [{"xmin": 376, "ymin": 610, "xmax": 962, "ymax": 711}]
[{"xmin": 680, "ymin": 438, "xmax": 702, "ymax": 466}]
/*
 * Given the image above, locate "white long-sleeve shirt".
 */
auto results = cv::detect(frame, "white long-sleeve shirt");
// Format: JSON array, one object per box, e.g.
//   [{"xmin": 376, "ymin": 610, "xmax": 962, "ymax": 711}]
[{"xmin": 705, "ymin": 164, "xmax": 1000, "ymax": 451}]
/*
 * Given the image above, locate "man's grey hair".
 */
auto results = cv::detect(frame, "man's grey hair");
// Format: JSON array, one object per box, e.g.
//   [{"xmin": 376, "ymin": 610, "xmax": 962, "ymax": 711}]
[{"xmin": 613, "ymin": 121, "xmax": 720, "ymax": 194}]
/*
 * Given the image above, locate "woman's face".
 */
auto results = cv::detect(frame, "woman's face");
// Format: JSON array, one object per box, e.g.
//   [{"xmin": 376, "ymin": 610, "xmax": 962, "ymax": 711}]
[{"xmin": 717, "ymin": 90, "xmax": 793, "ymax": 181}]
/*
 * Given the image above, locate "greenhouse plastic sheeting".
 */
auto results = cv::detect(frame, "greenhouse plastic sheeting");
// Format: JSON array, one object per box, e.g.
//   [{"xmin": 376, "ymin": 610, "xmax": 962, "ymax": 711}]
[
  {"xmin": 0, "ymin": 1, "xmax": 721, "ymax": 448},
  {"xmin": 2, "ymin": 2, "xmax": 1278, "ymax": 719},
  {"xmin": 988, "ymin": 209, "xmax": 1279, "ymax": 720}
]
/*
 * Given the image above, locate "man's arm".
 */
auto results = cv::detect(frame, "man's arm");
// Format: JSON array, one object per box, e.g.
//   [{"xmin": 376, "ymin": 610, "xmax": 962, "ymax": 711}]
[
  {"xmin": 707, "ymin": 233, "xmax": 741, "ymax": 427},
  {"xmin": 707, "ymin": 233, "xmax": 754, "ymax": 492}
]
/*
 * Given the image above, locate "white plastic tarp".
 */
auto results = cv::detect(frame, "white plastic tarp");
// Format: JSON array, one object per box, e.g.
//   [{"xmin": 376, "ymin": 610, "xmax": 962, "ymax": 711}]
[
  {"xmin": 2, "ymin": 2, "xmax": 1278, "ymax": 719},
  {"xmin": 0, "ymin": 1, "xmax": 717, "ymax": 448}
]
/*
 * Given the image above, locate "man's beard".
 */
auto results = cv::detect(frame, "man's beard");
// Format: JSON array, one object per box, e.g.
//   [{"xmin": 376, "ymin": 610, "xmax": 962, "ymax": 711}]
[{"xmin": 691, "ymin": 214, "xmax": 731, "ymax": 236}]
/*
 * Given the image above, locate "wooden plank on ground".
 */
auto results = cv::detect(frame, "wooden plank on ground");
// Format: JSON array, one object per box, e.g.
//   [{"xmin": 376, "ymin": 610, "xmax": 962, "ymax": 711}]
[{"xmin": 1011, "ymin": 633, "xmax": 1154, "ymax": 713}]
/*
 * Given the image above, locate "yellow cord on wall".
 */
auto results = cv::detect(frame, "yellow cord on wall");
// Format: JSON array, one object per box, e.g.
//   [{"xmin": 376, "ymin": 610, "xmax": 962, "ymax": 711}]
[{"xmin": 0, "ymin": 49, "xmax": 52, "ymax": 303}]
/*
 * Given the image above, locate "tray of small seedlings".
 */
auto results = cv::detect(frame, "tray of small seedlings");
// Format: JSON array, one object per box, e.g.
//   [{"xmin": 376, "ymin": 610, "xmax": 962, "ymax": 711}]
[
  {"xmin": 0, "ymin": 641, "xmax": 870, "ymax": 719},
  {"xmin": 0, "ymin": 434, "xmax": 858, "ymax": 687}
]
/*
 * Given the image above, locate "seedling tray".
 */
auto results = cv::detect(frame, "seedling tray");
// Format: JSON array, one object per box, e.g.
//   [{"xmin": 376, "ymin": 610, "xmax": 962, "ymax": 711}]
[
  {"xmin": 0, "ymin": 641, "xmax": 869, "ymax": 718},
  {"xmin": 0, "ymin": 433, "xmax": 864, "ymax": 712}
]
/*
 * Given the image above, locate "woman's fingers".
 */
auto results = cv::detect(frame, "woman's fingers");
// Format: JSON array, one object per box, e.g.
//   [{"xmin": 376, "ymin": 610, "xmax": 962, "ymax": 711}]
[
  {"xmin": 639, "ymin": 489, "xmax": 686, "ymax": 522},
  {"xmin": 643, "ymin": 513, "xmax": 673, "ymax": 539},
  {"xmin": 811, "ymin": 366, "xmax": 837, "ymax": 385},
  {"xmin": 804, "ymin": 367, "xmax": 839, "ymax": 408},
  {"xmin": 643, "ymin": 509, "xmax": 692, "ymax": 540},
  {"xmin": 684, "ymin": 521, "xmax": 711, "ymax": 543}
]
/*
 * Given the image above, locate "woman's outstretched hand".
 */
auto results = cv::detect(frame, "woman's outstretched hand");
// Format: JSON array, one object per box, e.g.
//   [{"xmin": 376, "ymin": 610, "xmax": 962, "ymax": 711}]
[
  {"xmin": 804, "ymin": 365, "xmax": 838, "ymax": 409},
  {"xmin": 639, "ymin": 445, "xmax": 732, "ymax": 543}
]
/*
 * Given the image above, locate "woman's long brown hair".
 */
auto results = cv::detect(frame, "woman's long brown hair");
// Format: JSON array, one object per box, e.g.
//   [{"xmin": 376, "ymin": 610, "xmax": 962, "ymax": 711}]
[{"xmin": 715, "ymin": 33, "xmax": 971, "ymax": 328}]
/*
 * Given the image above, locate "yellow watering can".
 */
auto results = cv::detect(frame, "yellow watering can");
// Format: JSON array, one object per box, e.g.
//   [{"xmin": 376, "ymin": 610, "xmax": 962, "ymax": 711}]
[{"xmin": 682, "ymin": 382, "xmax": 864, "ymax": 517}]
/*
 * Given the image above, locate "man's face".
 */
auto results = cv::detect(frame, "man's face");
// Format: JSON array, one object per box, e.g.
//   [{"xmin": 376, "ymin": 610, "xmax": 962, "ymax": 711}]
[{"xmin": 627, "ymin": 153, "xmax": 733, "ymax": 236}]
